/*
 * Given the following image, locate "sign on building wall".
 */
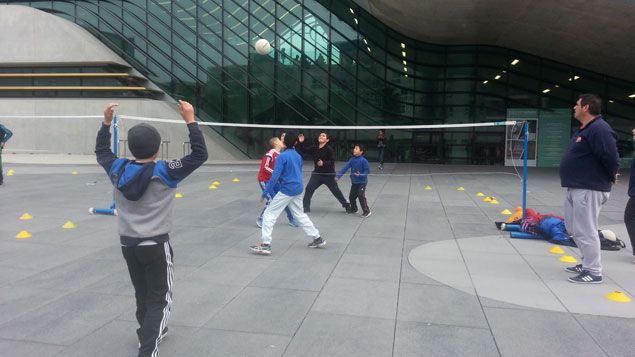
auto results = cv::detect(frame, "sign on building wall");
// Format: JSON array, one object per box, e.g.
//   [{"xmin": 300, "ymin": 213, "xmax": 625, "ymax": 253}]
[{"xmin": 537, "ymin": 109, "xmax": 571, "ymax": 167}]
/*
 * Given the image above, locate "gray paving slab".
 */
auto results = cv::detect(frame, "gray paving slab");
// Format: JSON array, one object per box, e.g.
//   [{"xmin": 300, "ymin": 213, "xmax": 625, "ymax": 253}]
[
  {"xmin": 397, "ymin": 283, "xmax": 488, "ymax": 328},
  {"xmin": 394, "ymin": 321, "xmax": 499, "ymax": 357},
  {"xmin": 163, "ymin": 327, "xmax": 290, "ymax": 357},
  {"xmin": 332, "ymin": 253, "xmax": 402, "ymax": 282},
  {"xmin": 574, "ymin": 314, "xmax": 635, "ymax": 357},
  {"xmin": 205, "ymin": 286, "xmax": 317, "ymax": 335},
  {"xmin": 312, "ymin": 277, "xmax": 399, "ymax": 319},
  {"xmin": 249, "ymin": 259, "xmax": 334, "ymax": 291},
  {"xmin": 0, "ymin": 291, "xmax": 129, "ymax": 345},
  {"xmin": 0, "ymin": 338, "xmax": 64, "ymax": 356},
  {"xmin": 485, "ymin": 307, "xmax": 608, "ymax": 357},
  {"xmin": 283, "ymin": 311, "xmax": 394, "ymax": 357},
  {"xmin": 53, "ymin": 319, "xmax": 142, "ymax": 357},
  {"xmin": 3, "ymin": 163, "xmax": 635, "ymax": 356}
]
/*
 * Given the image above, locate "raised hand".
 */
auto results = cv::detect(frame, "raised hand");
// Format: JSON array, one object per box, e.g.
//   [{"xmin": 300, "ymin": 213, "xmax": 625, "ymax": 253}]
[
  {"xmin": 178, "ymin": 100, "xmax": 195, "ymax": 124},
  {"xmin": 103, "ymin": 103, "xmax": 119, "ymax": 125}
]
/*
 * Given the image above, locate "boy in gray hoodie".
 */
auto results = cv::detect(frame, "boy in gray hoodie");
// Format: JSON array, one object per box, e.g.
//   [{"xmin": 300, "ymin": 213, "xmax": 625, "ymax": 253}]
[{"xmin": 95, "ymin": 101, "xmax": 208, "ymax": 357}]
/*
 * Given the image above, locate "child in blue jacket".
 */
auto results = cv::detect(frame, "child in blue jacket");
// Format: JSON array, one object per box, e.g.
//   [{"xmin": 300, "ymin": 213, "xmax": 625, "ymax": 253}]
[
  {"xmin": 96, "ymin": 101, "xmax": 207, "ymax": 357},
  {"xmin": 336, "ymin": 144, "xmax": 371, "ymax": 217}
]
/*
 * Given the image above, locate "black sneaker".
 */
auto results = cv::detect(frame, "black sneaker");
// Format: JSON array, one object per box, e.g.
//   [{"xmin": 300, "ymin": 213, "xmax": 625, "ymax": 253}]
[
  {"xmin": 568, "ymin": 271, "xmax": 602, "ymax": 284},
  {"xmin": 308, "ymin": 237, "xmax": 326, "ymax": 248},
  {"xmin": 250, "ymin": 243, "xmax": 272, "ymax": 255},
  {"xmin": 564, "ymin": 264, "xmax": 583, "ymax": 274},
  {"xmin": 361, "ymin": 211, "xmax": 372, "ymax": 218}
]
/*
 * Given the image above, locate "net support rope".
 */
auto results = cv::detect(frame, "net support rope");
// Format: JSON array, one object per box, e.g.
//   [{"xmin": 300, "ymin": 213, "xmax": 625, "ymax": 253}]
[
  {"xmin": 0, "ymin": 114, "xmax": 516, "ymax": 130},
  {"xmin": 1, "ymin": 114, "xmax": 525, "ymax": 180}
]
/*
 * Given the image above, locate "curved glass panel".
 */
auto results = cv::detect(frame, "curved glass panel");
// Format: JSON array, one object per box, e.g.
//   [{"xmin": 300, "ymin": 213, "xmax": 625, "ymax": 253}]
[{"xmin": 5, "ymin": 0, "xmax": 635, "ymax": 164}]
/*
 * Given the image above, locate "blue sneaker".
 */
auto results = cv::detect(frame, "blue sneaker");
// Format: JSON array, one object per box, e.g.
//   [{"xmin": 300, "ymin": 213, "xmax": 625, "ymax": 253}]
[
  {"xmin": 256, "ymin": 217, "xmax": 263, "ymax": 228},
  {"xmin": 288, "ymin": 219, "xmax": 300, "ymax": 227}
]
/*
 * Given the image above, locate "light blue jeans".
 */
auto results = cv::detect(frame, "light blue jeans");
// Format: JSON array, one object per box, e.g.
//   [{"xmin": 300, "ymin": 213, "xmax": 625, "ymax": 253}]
[{"xmin": 261, "ymin": 192, "xmax": 319, "ymax": 245}]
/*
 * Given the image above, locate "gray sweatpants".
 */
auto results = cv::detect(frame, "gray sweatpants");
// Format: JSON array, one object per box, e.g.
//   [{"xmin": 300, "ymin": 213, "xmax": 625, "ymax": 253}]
[{"xmin": 564, "ymin": 188, "xmax": 609, "ymax": 276}]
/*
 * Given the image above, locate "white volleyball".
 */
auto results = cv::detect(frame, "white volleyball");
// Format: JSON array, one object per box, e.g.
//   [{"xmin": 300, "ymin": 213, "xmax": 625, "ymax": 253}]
[{"xmin": 254, "ymin": 39, "xmax": 271, "ymax": 55}]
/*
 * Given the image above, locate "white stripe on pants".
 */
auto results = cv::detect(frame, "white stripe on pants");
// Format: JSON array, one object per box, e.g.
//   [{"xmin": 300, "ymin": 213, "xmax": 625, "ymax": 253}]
[
  {"xmin": 262, "ymin": 191, "xmax": 319, "ymax": 245},
  {"xmin": 564, "ymin": 188, "xmax": 609, "ymax": 276}
]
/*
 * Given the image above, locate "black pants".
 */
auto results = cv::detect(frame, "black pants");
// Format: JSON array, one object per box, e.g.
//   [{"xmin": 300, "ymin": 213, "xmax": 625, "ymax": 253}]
[
  {"xmin": 624, "ymin": 197, "xmax": 635, "ymax": 256},
  {"xmin": 349, "ymin": 183, "xmax": 369, "ymax": 214},
  {"xmin": 303, "ymin": 173, "xmax": 348, "ymax": 211},
  {"xmin": 122, "ymin": 242, "xmax": 173, "ymax": 357}
]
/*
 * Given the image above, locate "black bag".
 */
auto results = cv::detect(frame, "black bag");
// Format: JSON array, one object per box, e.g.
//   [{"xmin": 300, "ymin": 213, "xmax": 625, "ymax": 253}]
[{"xmin": 599, "ymin": 230, "xmax": 626, "ymax": 251}]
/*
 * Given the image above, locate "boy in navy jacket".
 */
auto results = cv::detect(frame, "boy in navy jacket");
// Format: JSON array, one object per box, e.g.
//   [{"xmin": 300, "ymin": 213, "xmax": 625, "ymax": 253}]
[
  {"xmin": 95, "ymin": 101, "xmax": 208, "ymax": 356},
  {"xmin": 250, "ymin": 132, "xmax": 324, "ymax": 255},
  {"xmin": 336, "ymin": 144, "xmax": 371, "ymax": 217}
]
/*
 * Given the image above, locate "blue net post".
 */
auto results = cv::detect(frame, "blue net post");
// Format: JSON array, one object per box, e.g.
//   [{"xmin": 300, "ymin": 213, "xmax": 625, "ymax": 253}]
[
  {"xmin": 89, "ymin": 114, "xmax": 118, "ymax": 215},
  {"xmin": 522, "ymin": 121, "xmax": 528, "ymax": 221}
]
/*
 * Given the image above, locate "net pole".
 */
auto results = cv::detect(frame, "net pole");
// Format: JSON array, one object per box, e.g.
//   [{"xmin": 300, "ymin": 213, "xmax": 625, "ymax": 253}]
[
  {"xmin": 113, "ymin": 114, "xmax": 118, "ymax": 156},
  {"xmin": 109, "ymin": 114, "xmax": 118, "ymax": 211},
  {"xmin": 522, "ymin": 121, "xmax": 528, "ymax": 221}
]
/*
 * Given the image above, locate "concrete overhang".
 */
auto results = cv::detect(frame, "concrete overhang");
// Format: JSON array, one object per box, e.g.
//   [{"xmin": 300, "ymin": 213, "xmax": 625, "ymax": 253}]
[{"xmin": 355, "ymin": 0, "xmax": 635, "ymax": 81}]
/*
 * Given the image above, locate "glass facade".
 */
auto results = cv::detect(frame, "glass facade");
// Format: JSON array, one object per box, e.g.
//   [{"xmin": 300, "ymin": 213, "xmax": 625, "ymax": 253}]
[{"xmin": 5, "ymin": 0, "xmax": 635, "ymax": 162}]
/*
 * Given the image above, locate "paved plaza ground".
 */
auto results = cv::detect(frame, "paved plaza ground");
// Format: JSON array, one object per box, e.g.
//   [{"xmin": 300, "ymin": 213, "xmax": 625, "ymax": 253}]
[{"xmin": 1, "ymin": 160, "xmax": 634, "ymax": 356}]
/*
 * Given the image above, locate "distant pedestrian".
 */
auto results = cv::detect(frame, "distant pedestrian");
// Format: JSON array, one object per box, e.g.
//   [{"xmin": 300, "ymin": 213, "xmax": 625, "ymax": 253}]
[{"xmin": 377, "ymin": 129, "xmax": 386, "ymax": 170}]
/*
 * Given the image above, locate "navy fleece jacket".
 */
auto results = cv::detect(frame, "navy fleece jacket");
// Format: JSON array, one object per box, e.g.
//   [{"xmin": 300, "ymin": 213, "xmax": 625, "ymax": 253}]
[
  {"xmin": 336, "ymin": 155, "xmax": 370, "ymax": 184},
  {"xmin": 559, "ymin": 116, "xmax": 619, "ymax": 192}
]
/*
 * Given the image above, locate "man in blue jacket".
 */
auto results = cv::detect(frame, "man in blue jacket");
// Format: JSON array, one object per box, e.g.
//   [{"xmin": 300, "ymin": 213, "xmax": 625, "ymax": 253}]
[
  {"xmin": 0, "ymin": 123, "xmax": 13, "ymax": 185},
  {"xmin": 560, "ymin": 94, "xmax": 619, "ymax": 284},
  {"xmin": 250, "ymin": 132, "xmax": 325, "ymax": 255}
]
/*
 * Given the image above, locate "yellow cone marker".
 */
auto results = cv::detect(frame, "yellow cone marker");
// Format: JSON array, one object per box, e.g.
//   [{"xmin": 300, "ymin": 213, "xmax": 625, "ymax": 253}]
[
  {"xmin": 456, "ymin": 187, "xmax": 465, "ymax": 191},
  {"xmin": 606, "ymin": 291, "xmax": 631, "ymax": 303},
  {"xmin": 209, "ymin": 185, "xmax": 217, "ymax": 190},
  {"xmin": 62, "ymin": 221, "xmax": 76, "ymax": 229},
  {"xmin": 476, "ymin": 192, "xmax": 485, "ymax": 197},
  {"xmin": 71, "ymin": 170, "xmax": 78, "ymax": 175},
  {"xmin": 424, "ymin": 185, "xmax": 432, "ymax": 190},
  {"xmin": 19, "ymin": 213, "xmax": 33, "ymax": 220},
  {"xmin": 232, "ymin": 178, "xmax": 240, "ymax": 183},
  {"xmin": 175, "ymin": 193, "xmax": 183, "ymax": 198},
  {"xmin": 501, "ymin": 209, "xmax": 512, "ymax": 215},
  {"xmin": 7, "ymin": 169, "xmax": 15, "ymax": 176},
  {"xmin": 490, "ymin": 200, "xmax": 499, "ymax": 204},
  {"xmin": 549, "ymin": 246, "xmax": 565, "ymax": 254},
  {"xmin": 213, "ymin": 181, "xmax": 220, "ymax": 185},
  {"xmin": 16, "ymin": 230, "xmax": 32, "ymax": 239},
  {"xmin": 559, "ymin": 255, "xmax": 578, "ymax": 263},
  {"xmin": 483, "ymin": 197, "xmax": 493, "ymax": 202}
]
